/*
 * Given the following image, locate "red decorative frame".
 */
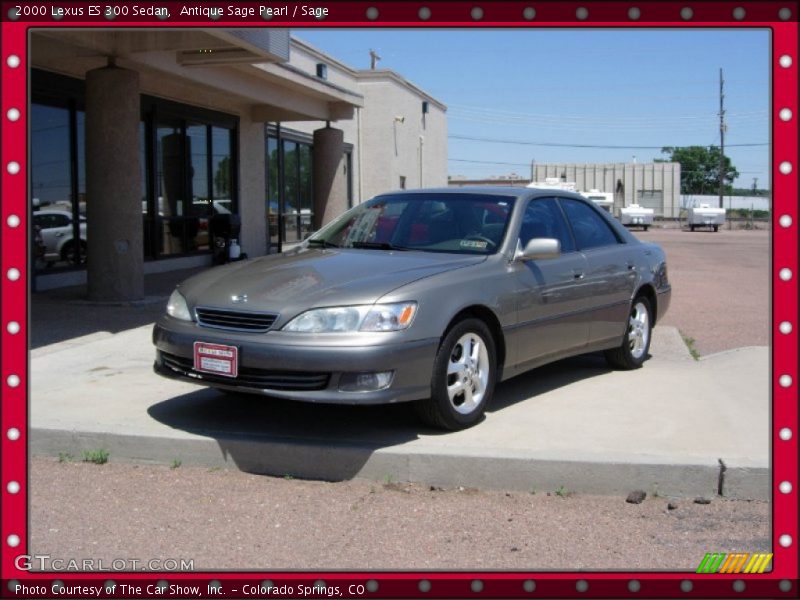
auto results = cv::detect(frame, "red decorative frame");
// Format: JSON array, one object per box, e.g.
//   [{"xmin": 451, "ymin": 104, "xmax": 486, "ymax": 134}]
[{"xmin": 1, "ymin": 2, "xmax": 797, "ymax": 598}]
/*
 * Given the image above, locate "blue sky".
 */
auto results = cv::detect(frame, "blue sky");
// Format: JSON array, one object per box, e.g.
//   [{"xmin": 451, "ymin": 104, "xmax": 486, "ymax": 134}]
[{"xmin": 294, "ymin": 28, "xmax": 771, "ymax": 189}]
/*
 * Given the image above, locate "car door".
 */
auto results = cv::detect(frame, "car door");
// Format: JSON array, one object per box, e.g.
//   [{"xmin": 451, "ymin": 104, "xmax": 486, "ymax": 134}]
[
  {"xmin": 35, "ymin": 212, "xmax": 71, "ymax": 256},
  {"xmin": 512, "ymin": 197, "xmax": 590, "ymax": 365},
  {"xmin": 558, "ymin": 197, "xmax": 637, "ymax": 346}
]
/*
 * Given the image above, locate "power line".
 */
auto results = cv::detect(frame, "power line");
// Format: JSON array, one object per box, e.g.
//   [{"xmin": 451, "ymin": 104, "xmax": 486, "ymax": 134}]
[
  {"xmin": 448, "ymin": 134, "xmax": 768, "ymax": 150},
  {"xmin": 447, "ymin": 158, "xmax": 765, "ymax": 175}
]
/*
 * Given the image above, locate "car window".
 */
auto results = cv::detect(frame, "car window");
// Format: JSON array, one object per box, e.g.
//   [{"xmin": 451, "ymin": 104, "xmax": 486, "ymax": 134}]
[
  {"xmin": 34, "ymin": 213, "xmax": 71, "ymax": 229},
  {"xmin": 313, "ymin": 194, "xmax": 514, "ymax": 255},
  {"xmin": 519, "ymin": 198, "xmax": 575, "ymax": 253},
  {"xmin": 559, "ymin": 198, "xmax": 620, "ymax": 250}
]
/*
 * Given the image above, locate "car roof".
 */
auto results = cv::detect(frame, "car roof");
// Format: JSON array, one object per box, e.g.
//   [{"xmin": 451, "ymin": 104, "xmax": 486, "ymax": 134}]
[{"xmin": 376, "ymin": 186, "xmax": 589, "ymax": 201}]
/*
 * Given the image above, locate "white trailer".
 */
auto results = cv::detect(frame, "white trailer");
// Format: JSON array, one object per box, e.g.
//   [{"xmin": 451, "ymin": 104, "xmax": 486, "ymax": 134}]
[
  {"xmin": 581, "ymin": 189, "xmax": 614, "ymax": 213},
  {"xmin": 526, "ymin": 177, "xmax": 578, "ymax": 192},
  {"xmin": 688, "ymin": 203, "xmax": 726, "ymax": 232},
  {"xmin": 619, "ymin": 204, "xmax": 654, "ymax": 231}
]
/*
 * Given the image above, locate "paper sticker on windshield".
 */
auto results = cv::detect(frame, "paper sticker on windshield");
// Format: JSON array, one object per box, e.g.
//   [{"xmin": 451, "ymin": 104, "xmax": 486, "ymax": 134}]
[{"xmin": 460, "ymin": 239, "xmax": 488, "ymax": 249}]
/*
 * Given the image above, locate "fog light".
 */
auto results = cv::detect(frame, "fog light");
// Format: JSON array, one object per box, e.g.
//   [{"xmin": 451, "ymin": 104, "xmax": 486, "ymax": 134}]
[{"xmin": 339, "ymin": 371, "xmax": 394, "ymax": 392}]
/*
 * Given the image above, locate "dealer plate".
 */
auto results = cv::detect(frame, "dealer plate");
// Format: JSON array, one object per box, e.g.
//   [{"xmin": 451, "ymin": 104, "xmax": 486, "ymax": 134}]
[{"xmin": 193, "ymin": 342, "xmax": 238, "ymax": 378}]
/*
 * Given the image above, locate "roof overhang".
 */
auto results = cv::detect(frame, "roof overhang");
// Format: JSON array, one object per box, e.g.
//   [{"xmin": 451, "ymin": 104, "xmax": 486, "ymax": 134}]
[{"xmin": 31, "ymin": 29, "xmax": 362, "ymax": 122}]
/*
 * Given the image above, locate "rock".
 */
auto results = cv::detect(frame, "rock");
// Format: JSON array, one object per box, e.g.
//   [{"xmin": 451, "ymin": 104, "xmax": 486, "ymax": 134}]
[
  {"xmin": 510, "ymin": 547, "xmax": 520, "ymax": 552},
  {"xmin": 626, "ymin": 490, "xmax": 647, "ymax": 504},
  {"xmin": 668, "ymin": 501, "xmax": 679, "ymax": 510},
  {"xmin": 694, "ymin": 497, "xmax": 712, "ymax": 505}
]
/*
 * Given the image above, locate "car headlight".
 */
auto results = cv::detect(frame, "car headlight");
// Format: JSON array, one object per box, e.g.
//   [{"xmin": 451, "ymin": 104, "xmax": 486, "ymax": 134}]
[
  {"xmin": 283, "ymin": 302, "xmax": 417, "ymax": 333},
  {"xmin": 166, "ymin": 289, "xmax": 193, "ymax": 321}
]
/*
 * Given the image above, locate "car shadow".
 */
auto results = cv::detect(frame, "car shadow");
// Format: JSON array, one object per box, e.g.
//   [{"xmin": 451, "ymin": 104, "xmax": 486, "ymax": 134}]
[
  {"xmin": 489, "ymin": 352, "xmax": 616, "ymax": 413},
  {"xmin": 31, "ymin": 266, "xmax": 206, "ymax": 349},
  {"xmin": 147, "ymin": 351, "xmax": 631, "ymax": 480}
]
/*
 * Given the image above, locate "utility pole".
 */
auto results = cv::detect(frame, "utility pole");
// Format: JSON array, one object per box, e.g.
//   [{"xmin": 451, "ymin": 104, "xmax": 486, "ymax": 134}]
[
  {"xmin": 752, "ymin": 177, "xmax": 758, "ymax": 194},
  {"xmin": 718, "ymin": 68, "xmax": 726, "ymax": 208}
]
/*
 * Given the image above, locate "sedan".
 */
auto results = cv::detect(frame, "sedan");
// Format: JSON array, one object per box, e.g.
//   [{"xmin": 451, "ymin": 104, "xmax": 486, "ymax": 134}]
[
  {"xmin": 32, "ymin": 209, "xmax": 87, "ymax": 266},
  {"xmin": 153, "ymin": 187, "xmax": 671, "ymax": 430}
]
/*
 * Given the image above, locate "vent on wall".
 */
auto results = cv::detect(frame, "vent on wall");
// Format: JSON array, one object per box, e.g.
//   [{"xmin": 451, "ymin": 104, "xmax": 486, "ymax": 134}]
[
  {"xmin": 316, "ymin": 63, "xmax": 328, "ymax": 79},
  {"xmin": 422, "ymin": 101, "xmax": 429, "ymax": 114}
]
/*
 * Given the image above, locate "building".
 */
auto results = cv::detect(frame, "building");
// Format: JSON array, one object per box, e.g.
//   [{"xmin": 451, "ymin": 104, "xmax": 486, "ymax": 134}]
[
  {"xmin": 530, "ymin": 163, "xmax": 681, "ymax": 218},
  {"xmin": 449, "ymin": 162, "xmax": 682, "ymax": 219},
  {"xmin": 30, "ymin": 30, "xmax": 447, "ymax": 296}
]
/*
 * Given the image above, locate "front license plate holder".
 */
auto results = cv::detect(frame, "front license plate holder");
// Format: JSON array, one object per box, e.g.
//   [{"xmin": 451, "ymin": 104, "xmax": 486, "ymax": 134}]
[{"xmin": 193, "ymin": 342, "xmax": 238, "ymax": 378}]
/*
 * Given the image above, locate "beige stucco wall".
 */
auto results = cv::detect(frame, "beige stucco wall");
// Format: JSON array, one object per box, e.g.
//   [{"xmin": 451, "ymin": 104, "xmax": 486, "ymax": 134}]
[{"xmin": 356, "ymin": 73, "xmax": 448, "ymax": 200}]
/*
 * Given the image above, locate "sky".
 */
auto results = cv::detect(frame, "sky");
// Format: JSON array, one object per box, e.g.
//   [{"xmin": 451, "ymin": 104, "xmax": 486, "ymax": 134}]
[{"xmin": 294, "ymin": 28, "xmax": 771, "ymax": 190}]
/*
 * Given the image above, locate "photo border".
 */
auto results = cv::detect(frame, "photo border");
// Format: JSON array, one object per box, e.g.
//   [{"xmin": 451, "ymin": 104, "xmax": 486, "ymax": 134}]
[{"xmin": 1, "ymin": 1, "xmax": 797, "ymax": 598}]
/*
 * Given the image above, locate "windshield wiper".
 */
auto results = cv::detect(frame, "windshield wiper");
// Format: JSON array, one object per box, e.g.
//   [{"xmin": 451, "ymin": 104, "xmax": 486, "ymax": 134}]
[
  {"xmin": 350, "ymin": 241, "xmax": 409, "ymax": 251},
  {"xmin": 306, "ymin": 239, "xmax": 339, "ymax": 248}
]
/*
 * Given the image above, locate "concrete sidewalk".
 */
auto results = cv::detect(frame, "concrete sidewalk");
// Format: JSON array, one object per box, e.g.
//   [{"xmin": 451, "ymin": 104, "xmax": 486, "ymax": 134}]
[{"xmin": 30, "ymin": 323, "xmax": 770, "ymax": 499}]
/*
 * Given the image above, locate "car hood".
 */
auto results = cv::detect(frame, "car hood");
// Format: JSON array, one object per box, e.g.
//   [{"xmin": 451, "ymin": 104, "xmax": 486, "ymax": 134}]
[{"xmin": 179, "ymin": 247, "xmax": 485, "ymax": 314}]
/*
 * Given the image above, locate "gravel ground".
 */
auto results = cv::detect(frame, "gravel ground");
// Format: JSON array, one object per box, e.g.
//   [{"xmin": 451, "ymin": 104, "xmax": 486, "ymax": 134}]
[
  {"xmin": 637, "ymin": 228, "xmax": 769, "ymax": 356},
  {"xmin": 30, "ymin": 458, "xmax": 769, "ymax": 571},
  {"xmin": 28, "ymin": 228, "xmax": 772, "ymax": 572}
]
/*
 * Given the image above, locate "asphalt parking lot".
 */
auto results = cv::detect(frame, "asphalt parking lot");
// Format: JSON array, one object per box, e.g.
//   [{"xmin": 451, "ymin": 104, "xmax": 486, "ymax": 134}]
[{"xmin": 28, "ymin": 226, "xmax": 772, "ymax": 570}]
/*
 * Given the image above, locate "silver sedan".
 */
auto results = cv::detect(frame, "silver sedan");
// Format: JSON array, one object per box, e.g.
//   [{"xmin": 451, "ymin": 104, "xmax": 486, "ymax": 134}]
[{"xmin": 153, "ymin": 187, "xmax": 671, "ymax": 430}]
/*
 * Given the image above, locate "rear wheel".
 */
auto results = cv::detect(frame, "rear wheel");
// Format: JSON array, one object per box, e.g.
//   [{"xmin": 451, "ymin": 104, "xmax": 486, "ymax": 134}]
[
  {"xmin": 690, "ymin": 224, "xmax": 695, "ymax": 232},
  {"xmin": 605, "ymin": 297, "xmax": 652, "ymax": 370},
  {"xmin": 61, "ymin": 240, "xmax": 87, "ymax": 266},
  {"xmin": 415, "ymin": 318, "xmax": 496, "ymax": 430},
  {"xmin": 713, "ymin": 225, "xmax": 719, "ymax": 232}
]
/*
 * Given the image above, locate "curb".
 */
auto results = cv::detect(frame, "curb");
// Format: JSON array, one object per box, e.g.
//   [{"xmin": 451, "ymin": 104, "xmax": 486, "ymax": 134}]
[{"xmin": 30, "ymin": 427, "xmax": 769, "ymax": 500}]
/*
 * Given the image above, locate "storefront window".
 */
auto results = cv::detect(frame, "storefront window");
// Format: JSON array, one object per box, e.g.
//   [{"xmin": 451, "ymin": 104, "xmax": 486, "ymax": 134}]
[
  {"xmin": 31, "ymin": 102, "xmax": 86, "ymax": 270},
  {"xmin": 147, "ymin": 107, "xmax": 237, "ymax": 257},
  {"xmin": 298, "ymin": 144, "xmax": 313, "ymax": 239},
  {"xmin": 212, "ymin": 126, "xmax": 232, "ymax": 212},
  {"xmin": 156, "ymin": 119, "xmax": 188, "ymax": 255},
  {"xmin": 266, "ymin": 136, "xmax": 279, "ymax": 249},
  {"xmin": 283, "ymin": 140, "xmax": 300, "ymax": 242},
  {"xmin": 265, "ymin": 127, "xmax": 319, "ymax": 249},
  {"xmin": 31, "ymin": 72, "xmax": 239, "ymax": 282}
]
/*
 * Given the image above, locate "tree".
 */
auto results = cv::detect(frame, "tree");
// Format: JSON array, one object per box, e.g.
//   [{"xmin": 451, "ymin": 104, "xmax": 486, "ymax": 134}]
[{"xmin": 658, "ymin": 146, "xmax": 739, "ymax": 195}]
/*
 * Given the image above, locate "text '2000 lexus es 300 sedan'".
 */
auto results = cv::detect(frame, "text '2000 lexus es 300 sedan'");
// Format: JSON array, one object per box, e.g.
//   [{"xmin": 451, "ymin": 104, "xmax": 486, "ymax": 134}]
[{"xmin": 153, "ymin": 187, "xmax": 671, "ymax": 430}]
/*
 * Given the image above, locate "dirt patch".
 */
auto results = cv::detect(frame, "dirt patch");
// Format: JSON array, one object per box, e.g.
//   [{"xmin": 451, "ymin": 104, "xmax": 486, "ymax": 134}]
[{"xmin": 30, "ymin": 458, "xmax": 770, "ymax": 571}]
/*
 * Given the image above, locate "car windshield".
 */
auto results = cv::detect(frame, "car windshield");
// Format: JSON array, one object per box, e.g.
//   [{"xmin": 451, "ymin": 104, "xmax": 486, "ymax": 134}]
[{"xmin": 308, "ymin": 193, "xmax": 514, "ymax": 255}]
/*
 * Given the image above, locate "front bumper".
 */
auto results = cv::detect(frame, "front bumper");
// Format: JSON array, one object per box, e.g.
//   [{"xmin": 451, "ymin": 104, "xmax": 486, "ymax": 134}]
[{"xmin": 152, "ymin": 317, "xmax": 438, "ymax": 405}]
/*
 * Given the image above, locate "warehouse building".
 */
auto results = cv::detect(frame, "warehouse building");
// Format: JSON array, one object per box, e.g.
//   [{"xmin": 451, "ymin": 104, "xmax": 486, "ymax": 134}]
[
  {"xmin": 449, "ymin": 162, "xmax": 681, "ymax": 219},
  {"xmin": 531, "ymin": 163, "xmax": 682, "ymax": 218},
  {"xmin": 30, "ymin": 29, "xmax": 447, "ymax": 296}
]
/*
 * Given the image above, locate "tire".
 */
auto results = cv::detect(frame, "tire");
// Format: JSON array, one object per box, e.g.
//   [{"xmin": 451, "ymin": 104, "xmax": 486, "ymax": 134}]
[
  {"xmin": 414, "ymin": 318, "xmax": 497, "ymax": 430},
  {"xmin": 690, "ymin": 224, "xmax": 695, "ymax": 232},
  {"xmin": 643, "ymin": 225, "xmax": 649, "ymax": 231},
  {"xmin": 713, "ymin": 225, "xmax": 719, "ymax": 232},
  {"xmin": 61, "ymin": 240, "xmax": 87, "ymax": 266},
  {"xmin": 604, "ymin": 297, "xmax": 652, "ymax": 370}
]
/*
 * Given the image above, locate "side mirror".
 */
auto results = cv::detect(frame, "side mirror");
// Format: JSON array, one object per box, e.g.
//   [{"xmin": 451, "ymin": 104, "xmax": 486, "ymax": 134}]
[{"xmin": 516, "ymin": 238, "xmax": 561, "ymax": 261}]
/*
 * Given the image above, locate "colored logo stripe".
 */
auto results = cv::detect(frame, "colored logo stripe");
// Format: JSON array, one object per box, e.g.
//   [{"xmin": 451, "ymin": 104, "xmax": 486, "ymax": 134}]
[{"xmin": 697, "ymin": 553, "xmax": 773, "ymax": 573}]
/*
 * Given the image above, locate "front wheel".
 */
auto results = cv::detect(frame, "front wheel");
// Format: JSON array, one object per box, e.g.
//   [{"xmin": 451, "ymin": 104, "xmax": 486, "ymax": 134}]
[
  {"xmin": 604, "ymin": 297, "xmax": 652, "ymax": 370},
  {"xmin": 415, "ymin": 318, "xmax": 497, "ymax": 430}
]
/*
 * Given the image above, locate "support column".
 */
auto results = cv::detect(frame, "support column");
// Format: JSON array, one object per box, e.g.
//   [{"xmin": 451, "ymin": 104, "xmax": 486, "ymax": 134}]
[
  {"xmin": 85, "ymin": 64, "xmax": 143, "ymax": 301},
  {"xmin": 312, "ymin": 126, "xmax": 346, "ymax": 230}
]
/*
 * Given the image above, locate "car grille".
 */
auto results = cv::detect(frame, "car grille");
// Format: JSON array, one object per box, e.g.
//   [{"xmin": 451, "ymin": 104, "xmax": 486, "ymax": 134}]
[
  {"xmin": 195, "ymin": 307, "xmax": 278, "ymax": 332},
  {"xmin": 160, "ymin": 352, "xmax": 330, "ymax": 391}
]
